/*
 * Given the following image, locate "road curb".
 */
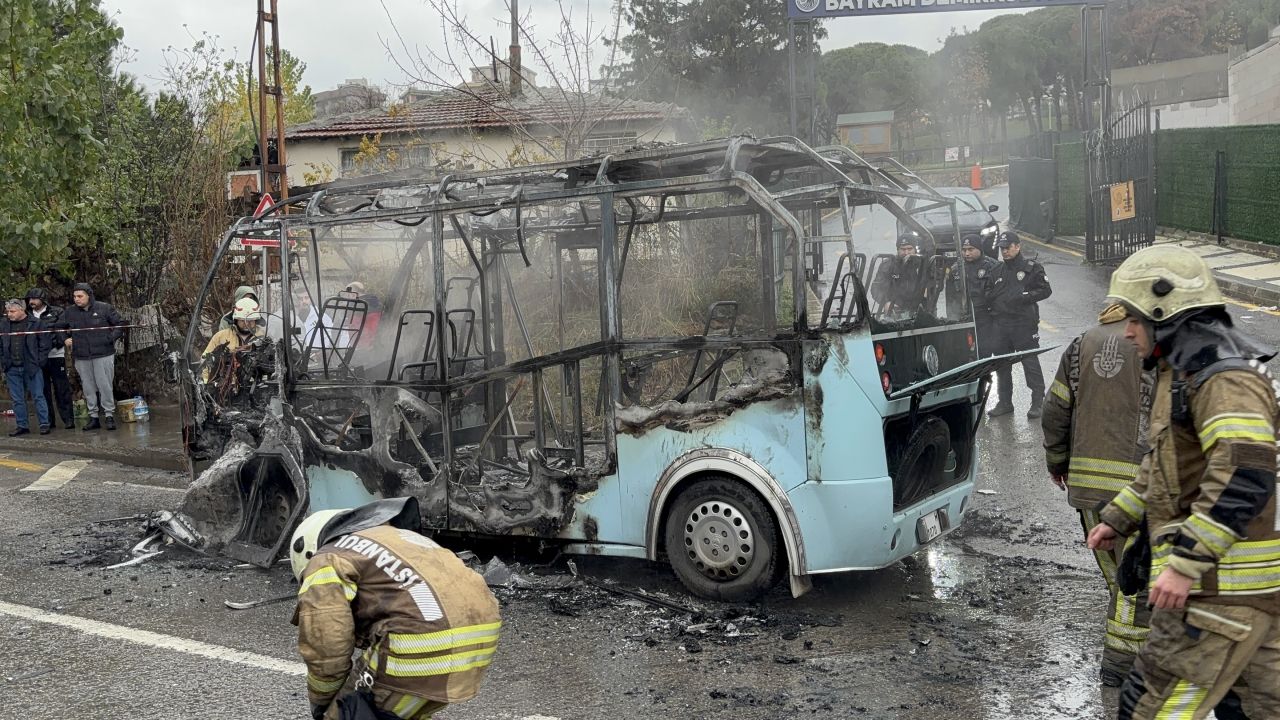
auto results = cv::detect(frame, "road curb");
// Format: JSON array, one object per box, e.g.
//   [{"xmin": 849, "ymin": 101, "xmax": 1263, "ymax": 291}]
[
  {"xmin": 0, "ymin": 434, "xmax": 189, "ymax": 473},
  {"xmin": 1213, "ymin": 275, "xmax": 1280, "ymax": 309},
  {"xmin": 1016, "ymin": 231, "xmax": 1280, "ymax": 308}
]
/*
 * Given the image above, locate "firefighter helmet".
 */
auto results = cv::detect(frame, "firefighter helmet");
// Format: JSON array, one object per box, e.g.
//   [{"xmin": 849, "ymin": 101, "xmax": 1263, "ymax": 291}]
[
  {"xmin": 289, "ymin": 508, "xmax": 348, "ymax": 580},
  {"xmin": 232, "ymin": 297, "xmax": 261, "ymax": 321},
  {"xmin": 1107, "ymin": 245, "xmax": 1224, "ymax": 323}
]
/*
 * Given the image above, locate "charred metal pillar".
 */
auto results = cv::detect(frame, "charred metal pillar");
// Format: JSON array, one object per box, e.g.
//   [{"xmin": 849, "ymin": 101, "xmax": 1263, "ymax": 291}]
[
  {"xmin": 431, "ymin": 213, "xmax": 454, "ymax": 480},
  {"xmin": 598, "ymin": 194, "xmax": 620, "ymax": 466},
  {"xmin": 758, "ymin": 213, "xmax": 777, "ymax": 329},
  {"xmin": 481, "ymin": 233, "xmax": 507, "ymax": 460}
]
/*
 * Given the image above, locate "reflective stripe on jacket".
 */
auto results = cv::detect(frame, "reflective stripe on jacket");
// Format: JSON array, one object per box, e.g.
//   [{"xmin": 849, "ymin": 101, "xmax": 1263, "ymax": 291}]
[
  {"xmin": 1041, "ymin": 320, "xmax": 1150, "ymax": 510},
  {"xmin": 1100, "ymin": 359, "xmax": 1280, "ymax": 613},
  {"xmin": 294, "ymin": 525, "xmax": 501, "ymax": 706}
]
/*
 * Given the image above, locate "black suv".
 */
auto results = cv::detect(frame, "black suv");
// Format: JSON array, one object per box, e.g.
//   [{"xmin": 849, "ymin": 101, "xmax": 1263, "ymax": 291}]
[{"xmin": 899, "ymin": 187, "xmax": 1001, "ymax": 258}]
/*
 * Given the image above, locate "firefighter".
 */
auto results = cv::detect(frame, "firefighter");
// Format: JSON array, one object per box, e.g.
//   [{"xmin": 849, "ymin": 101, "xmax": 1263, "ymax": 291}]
[
  {"xmin": 291, "ymin": 497, "xmax": 501, "ymax": 720},
  {"xmin": 1042, "ymin": 303, "xmax": 1152, "ymax": 686},
  {"xmin": 1088, "ymin": 245, "xmax": 1280, "ymax": 720},
  {"xmin": 988, "ymin": 231, "xmax": 1051, "ymax": 418},
  {"xmin": 217, "ymin": 285, "xmax": 260, "ymax": 332},
  {"xmin": 201, "ymin": 298, "xmax": 265, "ymax": 383}
]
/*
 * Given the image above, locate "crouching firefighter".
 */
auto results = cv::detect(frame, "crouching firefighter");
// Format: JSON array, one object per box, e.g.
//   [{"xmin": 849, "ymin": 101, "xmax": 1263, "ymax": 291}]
[
  {"xmin": 1088, "ymin": 245, "xmax": 1280, "ymax": 720},
  {"xmin": 290, "ymin": 497, "xmax": 502, "ymax": 720}
]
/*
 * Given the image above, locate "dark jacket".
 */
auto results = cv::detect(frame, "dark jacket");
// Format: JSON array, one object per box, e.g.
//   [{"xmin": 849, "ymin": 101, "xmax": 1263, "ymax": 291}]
[
  {"xmin": 1, "ymin": 316, "xmax": 53, "ymax": 372},
  {"xmin": 988, "ymin": 253, "xmax": 1051, "ymax": 324},
  {"xmin": 60, "ymin": 284, "xmax": 126, "ymax": 360},
  {"xmin": 28, "ymin": 303, "xmax": 66, "ymax": 347},
  {"xmin": 966, "ymin": 256, "xmax": 1000, "ymax": 318}
]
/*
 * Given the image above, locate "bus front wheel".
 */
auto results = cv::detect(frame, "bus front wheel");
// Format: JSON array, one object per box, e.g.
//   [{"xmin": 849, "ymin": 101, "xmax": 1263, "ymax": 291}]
[{"xmin": 664, "ymin": 476, "xmax": 782, "ymax": 602}]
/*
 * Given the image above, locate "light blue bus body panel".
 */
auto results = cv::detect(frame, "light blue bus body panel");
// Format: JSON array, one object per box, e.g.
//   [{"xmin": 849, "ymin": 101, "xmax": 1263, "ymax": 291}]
[
  {"xmin": 796, "ymin": 333, "xmax": 978, "ymax": 572},
  {"xmin": 612, "ymin": 395, "xmax": 810, "ymax": 547}
]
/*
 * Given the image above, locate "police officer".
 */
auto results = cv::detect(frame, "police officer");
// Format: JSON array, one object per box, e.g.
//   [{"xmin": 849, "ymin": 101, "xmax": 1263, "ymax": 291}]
[
  {"xmin": 949, "ymin": 235, "xmax": 1000, "ymax": 357},
  {"xmin": 1088, "ymin": 245, "xmax": 1280, "ymax": 719},
  {"xmin": 988, "ymin": 231, "xmax": 1051, "ymax": 418},
  {"xmin": 291, "ymin": 497, "xmax": 501, "ymax": 720},
  {"xmin": 875, "ymin": 236, "xmax": 925, "ymax": 318},
  {"xmin": 1042, "ymin": 304, "xmax": 1152, "ymax": 686}
]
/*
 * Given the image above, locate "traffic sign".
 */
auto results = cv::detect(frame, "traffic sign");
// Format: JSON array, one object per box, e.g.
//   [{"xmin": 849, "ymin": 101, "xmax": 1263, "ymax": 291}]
[{"xmin": 253, "ymin": 192, "xmax": 275, "ymax": 219}]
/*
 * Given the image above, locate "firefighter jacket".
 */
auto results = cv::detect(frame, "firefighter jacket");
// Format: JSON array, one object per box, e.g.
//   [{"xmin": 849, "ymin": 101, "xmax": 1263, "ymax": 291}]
[
  {"xmin": 988, "ymin": 253, "xmax": 1051, "ymax": 325},
  {"xmin": 1042, "ymin": 315, "xmax": 1152, "ymax": 510},
  {"xmin": 294, "ymin": 525, "xmax": 502, "ymax": 707},
  {"xmin": 1100, "ymin": 357, "xmax": 1280, "ymax": 614}
]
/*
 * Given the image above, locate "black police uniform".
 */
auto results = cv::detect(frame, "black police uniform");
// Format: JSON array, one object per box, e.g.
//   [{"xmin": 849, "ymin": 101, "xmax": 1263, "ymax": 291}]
[
  {"xmin": 988, "ymin": 243, "xmax": 1051, "ymax": 410},
  {"xmin": 949, "ymin": 250, "xmax": 1000, "ymax": 357},
  {"xmin": 873, "ymin": 253, "xmax": 924, "ymax": 317}
]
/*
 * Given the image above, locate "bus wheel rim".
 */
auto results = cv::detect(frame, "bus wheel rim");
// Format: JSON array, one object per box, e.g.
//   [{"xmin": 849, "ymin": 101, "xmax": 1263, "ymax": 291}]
[{"xmin": 683, "ymin": 498, "xmax": 754, "ymax": 581}]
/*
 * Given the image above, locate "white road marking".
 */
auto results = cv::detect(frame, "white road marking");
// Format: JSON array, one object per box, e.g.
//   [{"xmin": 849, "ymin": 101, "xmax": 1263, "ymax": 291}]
[
  {"xmin": 20, "ymin": 459, "xmax": 90, "ymax": 493},
  {"xmin": 0, "ymin": 600, "xmax": 306, "ymax": 676},
  {"xmin": 101, "ymin": 480, "xmax": 187, "ymax": 493}
]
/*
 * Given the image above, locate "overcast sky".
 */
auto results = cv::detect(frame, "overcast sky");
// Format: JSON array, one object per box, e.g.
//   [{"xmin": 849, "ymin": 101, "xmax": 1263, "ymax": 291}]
[{"xmin": 101, "ymin": 1, "xmax": 1024, "ymax": 94}]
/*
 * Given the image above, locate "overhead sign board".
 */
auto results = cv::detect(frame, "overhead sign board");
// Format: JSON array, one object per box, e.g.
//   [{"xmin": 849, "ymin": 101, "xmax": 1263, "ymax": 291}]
[{"xmin": 788, "ymin": 0, "xmax": 1092, "ymax": 19}]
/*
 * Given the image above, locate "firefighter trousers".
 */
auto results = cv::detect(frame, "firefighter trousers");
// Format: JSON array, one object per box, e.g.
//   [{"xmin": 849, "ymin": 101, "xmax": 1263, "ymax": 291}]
[
  {"xmin": 1118, "ymin": 602, "xmax": 1280, "ymax": 720},
  {"xmin": 322, "ymin": 670, "xmax": 448, "ymax": 720},
  {"xmin": 1080, "ymin": 509, "xmax": 1150, "ymax": 676}
]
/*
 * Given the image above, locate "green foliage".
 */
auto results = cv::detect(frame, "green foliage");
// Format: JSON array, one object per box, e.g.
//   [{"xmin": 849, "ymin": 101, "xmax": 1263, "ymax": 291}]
[
  {"xmin": 819, "ymin": 43, "xmax": 927, "ymax": 118},
  {"xmin": 0, "ymin": 0, "xmax": 121, "ymax": 284},
  {"xmin": 611, "ymin": 0, "xmax": 826, "ymax": 135},
  {"xmin": 1156, "ymin": 126, "xmax": 1280, "ymax": 245},
  {"xmin": 1054, "ymin": 142, "xmax": 1087, "ymax": 237}
]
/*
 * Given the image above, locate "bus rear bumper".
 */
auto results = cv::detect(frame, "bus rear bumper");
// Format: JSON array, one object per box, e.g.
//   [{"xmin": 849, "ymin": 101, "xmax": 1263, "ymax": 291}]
[{"xmin": 788, "ymin": 473, "xmax": 976, "ymax": 575}]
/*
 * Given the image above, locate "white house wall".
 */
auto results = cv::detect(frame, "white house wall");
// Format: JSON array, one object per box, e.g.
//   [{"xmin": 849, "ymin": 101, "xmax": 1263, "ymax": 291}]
[{"xmin": 286, "ymin": 120, "xmax": 682, "ymax": 183}]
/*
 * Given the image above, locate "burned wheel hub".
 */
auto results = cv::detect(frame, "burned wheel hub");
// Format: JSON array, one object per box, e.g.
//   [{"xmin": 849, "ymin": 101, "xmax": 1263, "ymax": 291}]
[{"xmin": 682, "ymin": 499, "xmax": 754, "ymax": 581}]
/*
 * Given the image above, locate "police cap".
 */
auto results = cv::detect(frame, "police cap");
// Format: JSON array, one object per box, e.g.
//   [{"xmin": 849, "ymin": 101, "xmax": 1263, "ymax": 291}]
[
  {"xmin": 996, "ymin": 231, "xmax": 1021, "ymax": 248},
  {"xmin": 961, "ymin": 235, "xmax": 982, "ymax": 249}
]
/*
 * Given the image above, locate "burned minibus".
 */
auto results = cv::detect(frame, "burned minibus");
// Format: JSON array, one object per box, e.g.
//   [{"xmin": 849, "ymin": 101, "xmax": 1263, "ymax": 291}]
[{"xmin": 175, "ymin": 136, "xmax": 1035, "ymax": 601}]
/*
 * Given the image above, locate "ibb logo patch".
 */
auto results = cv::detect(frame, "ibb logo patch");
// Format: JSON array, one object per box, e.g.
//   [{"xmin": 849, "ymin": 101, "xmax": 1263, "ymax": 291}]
[{"xmin": 795, "ymin": 0, "xmax": 821, "ymax": 12}]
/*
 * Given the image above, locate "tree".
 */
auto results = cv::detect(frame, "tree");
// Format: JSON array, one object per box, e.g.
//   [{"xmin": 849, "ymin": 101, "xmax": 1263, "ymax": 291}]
[
  {"xmin": 381, "ymin": 0, "xmax": 652, "ymax": 164},
  {"xmin": 0, "ymin": 0, "xmax": 121, "ymax": 284},
  {"xmin": 613, "ymin": 0, "xmax": 825, "ymax": 135},
  {"xmin": 819, "ymin": 43, "xmax": 927, "ymax": 119},
  {"xmin": 212, "ymin": 46, "xmax": 315, "ymax": 165}
]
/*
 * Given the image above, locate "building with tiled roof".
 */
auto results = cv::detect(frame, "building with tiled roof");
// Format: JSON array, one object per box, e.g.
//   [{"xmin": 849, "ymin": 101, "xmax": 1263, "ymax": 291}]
[{"xmin": 286, "ymin": 74, "xmax": 693, "ymax": 182}]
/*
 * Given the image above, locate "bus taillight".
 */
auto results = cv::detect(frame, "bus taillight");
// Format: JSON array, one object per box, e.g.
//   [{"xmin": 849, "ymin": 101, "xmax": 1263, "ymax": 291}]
[
  {"xmin": 881, "ymin": 371, "xmax": 891, "ymax": 394},
  {"xmin": 875, "ymin": 343, "xmax": 886, "ymax": 366}
]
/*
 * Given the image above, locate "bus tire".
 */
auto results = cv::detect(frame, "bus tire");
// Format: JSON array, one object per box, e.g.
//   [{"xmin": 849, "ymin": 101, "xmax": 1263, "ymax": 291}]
[
  {"xmin": 893, "ymin": 416, "xmax": 951, "ymax": 508},
  {"xmin": 664, "ymin": 476, "xmax": 781, "ymax": 602}
]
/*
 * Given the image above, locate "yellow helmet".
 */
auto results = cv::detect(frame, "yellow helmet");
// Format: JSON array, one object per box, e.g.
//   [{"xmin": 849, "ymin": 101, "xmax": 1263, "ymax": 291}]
[
  {"xmin": 1107, "ymin": 245, "xmax": 1224, "ymax": 323},
  {"xmin": 289, "ymin": 508, "xmax": 348, "ymax": 580}
]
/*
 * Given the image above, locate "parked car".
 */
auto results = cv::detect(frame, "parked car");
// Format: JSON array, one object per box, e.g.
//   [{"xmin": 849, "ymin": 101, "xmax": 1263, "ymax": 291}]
[{"xmin": 899, "ymin": 187, "xmax": 1001, "ymax": 259}]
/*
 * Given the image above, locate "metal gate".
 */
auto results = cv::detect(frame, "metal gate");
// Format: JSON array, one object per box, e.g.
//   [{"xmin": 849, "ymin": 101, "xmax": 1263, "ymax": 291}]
[{"xmin": 1085, "ymin": 103, "xmax": 1156, "ymax": 263}]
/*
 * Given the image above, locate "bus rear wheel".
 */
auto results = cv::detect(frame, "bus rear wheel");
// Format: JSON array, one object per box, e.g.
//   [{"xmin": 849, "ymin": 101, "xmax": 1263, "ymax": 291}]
[{"xmin": 664, "ymin": 476, "xmax": 781, "ymax": 602}]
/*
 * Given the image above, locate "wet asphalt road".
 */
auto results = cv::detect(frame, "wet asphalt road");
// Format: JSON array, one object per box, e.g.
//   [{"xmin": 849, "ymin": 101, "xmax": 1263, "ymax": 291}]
[{"xmin": 5, "ymin": 195, "xmax": 1280, "ymax": 718}]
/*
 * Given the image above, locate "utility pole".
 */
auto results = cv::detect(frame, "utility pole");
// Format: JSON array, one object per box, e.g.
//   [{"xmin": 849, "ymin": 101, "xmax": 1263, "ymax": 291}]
[
  {"xmin": 255, "ymin": 0, "xmax": 288, "ymax": 316},
  {"xmin": 509, "ymin": 0, "xmax": 522, "ymax": 98},
  {"xmin": 257, "ymin": 0, "xmax": 289, "ymax": 203}
]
